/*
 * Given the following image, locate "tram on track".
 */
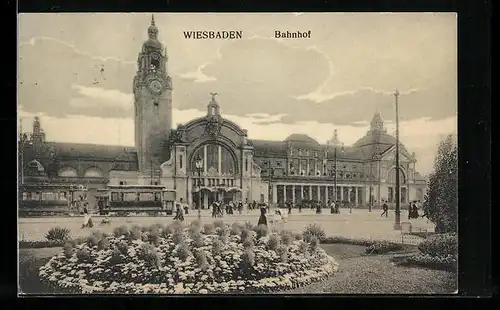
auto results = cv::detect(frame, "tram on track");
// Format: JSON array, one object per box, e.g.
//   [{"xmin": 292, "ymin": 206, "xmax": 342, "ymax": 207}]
[
  {"xmin": 96, "ymin": 185, "xmax": 176, "ymax": 216},
  {"xmin": 18, "ymin": 183, "xmax": 88, "ymax": 217}
]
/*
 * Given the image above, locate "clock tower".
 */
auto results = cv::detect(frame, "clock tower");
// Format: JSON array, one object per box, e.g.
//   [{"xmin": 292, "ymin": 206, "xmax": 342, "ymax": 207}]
[{"xmin": 133, "ymin": 15, "xmax": 173, "ymax": 179}]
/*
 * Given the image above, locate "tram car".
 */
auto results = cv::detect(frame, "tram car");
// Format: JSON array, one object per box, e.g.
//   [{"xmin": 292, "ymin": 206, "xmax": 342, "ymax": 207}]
[
  {"xmin": 97, "ymin": 185, "xmax": 176, "ymax": 216},
  {"xmin": 18, "ymin": 183, "xmax": 88, "ymax": 217}
]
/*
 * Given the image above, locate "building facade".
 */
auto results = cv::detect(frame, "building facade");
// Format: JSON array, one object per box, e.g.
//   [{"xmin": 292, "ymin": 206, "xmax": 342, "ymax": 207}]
[{"xmin": 18, "ymin": 17, "xmax": 427, "ymax": 209}]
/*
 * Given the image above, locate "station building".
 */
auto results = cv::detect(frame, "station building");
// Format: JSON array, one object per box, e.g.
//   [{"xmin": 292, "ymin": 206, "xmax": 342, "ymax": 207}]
[{"xmin": 18, "ymin": 17, "xmax": 427, "ymax": 209}]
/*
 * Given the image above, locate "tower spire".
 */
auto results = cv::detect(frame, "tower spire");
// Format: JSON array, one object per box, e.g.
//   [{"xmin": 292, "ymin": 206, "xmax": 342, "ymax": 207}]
[{"xmin": 151, "ymin": 14, "xmax": 155, "ymax": 26}]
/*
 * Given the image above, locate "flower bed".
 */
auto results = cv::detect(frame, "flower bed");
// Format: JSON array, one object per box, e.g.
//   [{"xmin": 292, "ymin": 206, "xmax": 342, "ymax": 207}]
[{"xmin": 39, "ymin": 222, "xmax": 339, "ymax": 294}]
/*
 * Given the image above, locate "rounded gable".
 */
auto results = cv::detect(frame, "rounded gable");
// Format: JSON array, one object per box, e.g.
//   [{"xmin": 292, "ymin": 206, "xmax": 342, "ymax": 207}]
[{"xmin": 284, "ymin": 134, "xmax": 319, "ymax": 145}]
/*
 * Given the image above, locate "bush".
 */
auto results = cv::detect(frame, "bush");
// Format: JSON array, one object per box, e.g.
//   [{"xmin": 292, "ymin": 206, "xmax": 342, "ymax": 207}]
[
  {"xmin": 230, "ymin": 222, "xmax": 244, "ymax": 236},
  {"xmin": 320, "ymin": 236, "xmax": 375, "ymax": 246},
  {"xmin": 193, "ymin": 249, "xmax": 208, "ymax": 270},
  {"xmin": 365, "ymin": 240, "xmax": 404, "ymax": 255},
  {"xmin": 113, "ymin": 225, "xmax": 130, "ymax": 238},
  {"xmin": 240, "ymin": 249, "xmax": 255, "ymax": 268},
  {"xmin": 97, "ymin": 237, "xmax": 111, "ymax": 251},
  {"xmin": 253, "ymin": 224, "xmax": 269, "ymax": 239},
  {"xmin": 18, "ymin": 240, "xmax": 66, "ymax": 249},
  {"xmin": 393, "ymin": 253, "xmax": 457, "ymax": 272},
  {"xmin": 217, "ymin": 227, "xmax": 229, "ymax": 244},
  {"xmin": 418, "ymin": 233, "xmax": 458, "ymax": 257},
  {"xmin": 267, "ymin": 234, "xmax": 280, "ymax": 251},
  {"xmin": 172, "ymin": 230, "xmax": 185, "ymax": 245},
  {"xmin": 276, "ymin": 244, "xmax": 289, "ymax": 263},
  {"xmin": 176, "ymin": 242, "xmax": 191, "ymax": 261},
  {"xmin": 242, "ymin": 237, "xmax": 254, "ymax": 249},
  {"xmin": 109, "ymin": 249, "xmax": 124, "ymax": 265},
  {"xmin": 188, "ymin": 225, "xmax": 201, "ymax": 237},
  {"xmin": 309, "ymin": 236, "xmax": 320, "ymax": 252},
  {"xmin": 165, "ymin": 221, "xmax": 183, "ymax": 235},
  {"xmin": 298, "ymin": 241, "xmax": 309, "ymax": 256},
  {"xmin": 191, "ymin": 231, "xmax": 205, "ymax": 248},
  {"xmin": 244, "ymin": 221, "xmax": 253, "ymax": 230},
  {"xmin": 212, "ymin": 238, "xmax": 224, "ymax": 256},
  {"xmin": 240, "ymin": 228, "xmax": 252, "ymax": 242},
  {"xmin": 138, "ymin": 243, "xmax": 161, "ymax": 268},
  {"xmin": 148, "ymin": 229, "xmax": 161, "ymax": 246},
  {"xmin": 190, "ymin": 219, "xmax": 202, "ymax": 230},
  {"xmin": 45, "ymin": 227, "xmax": 71, "ymax": 242},
  {"xmin": 129, "ymin": 226, "xmax": 143, "ymax": 240},
  {"xmin": 149, "ymin": 223, "xmax": 165, "ymax": 233},
  {"xmin": 422, "ymin": 134, "xmax": 458, "ymax": 233},
  {"xmin": 75, "ymin": 248, "xmax": 92, "ymax": 263},
  {"xmin": 213, "ymin": 219, "xmax": 225, "ymax": 230},
  {"xmin": 302, "ymin": 223, "xmax": 326, "ymax": 241},
  {"xmin": 203, "ymin": 224, "xmax": 215, "ymax": 235},
  {"xmin": 63, "ymin": 242, "xmax": 74, "ymax": 258},
  {"xmin": 280, "ymin": 231, "xmax": 293, "ymax": 246},
  {"xmin": 292, "ymin": 233, "xmax": 303, "ymax": 241},
  {"xmin": 116, "ymin": 240, "xmax": 128, "ymax": 254}
]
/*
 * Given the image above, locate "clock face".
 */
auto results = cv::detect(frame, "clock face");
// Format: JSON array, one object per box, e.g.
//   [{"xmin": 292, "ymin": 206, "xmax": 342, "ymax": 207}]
[
  {"xmin": 151, "ymin": 52, "xmax": 160, "ymax": 60},
  {"xmin": 148, "ymin": 79, "xmax": 163, "ymax": 94}
]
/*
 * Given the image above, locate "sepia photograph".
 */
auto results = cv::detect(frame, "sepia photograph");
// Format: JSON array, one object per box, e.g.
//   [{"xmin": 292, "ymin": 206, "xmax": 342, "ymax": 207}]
[{"xmin": 18, "ymin": 13, "xmax": 458, "ymax": 295}]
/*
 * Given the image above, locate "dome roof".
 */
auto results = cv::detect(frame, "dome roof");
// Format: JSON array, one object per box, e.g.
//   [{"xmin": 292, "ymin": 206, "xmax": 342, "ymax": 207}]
[
  {"xmin": 352, "ymin": 132, "xmax": 397, "ymax": 148},
  {"xmin": 284, "ymin": 134, "xmax": 319, "ymax": 145},
  {"xmin": 142, "ymin": 39, "xmax": 163, "ymax": 50}
]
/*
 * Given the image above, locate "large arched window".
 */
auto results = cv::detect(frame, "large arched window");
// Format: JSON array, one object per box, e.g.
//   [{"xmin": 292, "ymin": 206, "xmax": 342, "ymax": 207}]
[
  {"xmin": 58, "ymin": 166, "xmax": 78, "ymax": 177},
  {"xmin": 387, "ymin": 167, "xmax": 406, "ymax": 184},
  {"xmin": 83, "ymin": 167, "xmax": 104, "ymax": 178},
  {"xmin": 24, "ymin": 160, "xmax": 46, "ymax": 176},
  {"xmin": 191, "ymin": 143, "xmax": 237, "ymax": 175}
]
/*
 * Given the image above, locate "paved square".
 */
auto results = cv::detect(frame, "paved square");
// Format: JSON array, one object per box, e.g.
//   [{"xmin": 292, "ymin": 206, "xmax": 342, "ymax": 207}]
[{"xmin": 18, "ymin": 208, "xmax": 434, "ymax": 245}]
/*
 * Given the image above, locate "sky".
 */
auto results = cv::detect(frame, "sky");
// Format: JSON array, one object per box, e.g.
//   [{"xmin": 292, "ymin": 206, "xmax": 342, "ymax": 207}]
[{"xmin": 17, "ymin": 13, "xmax": 457, "ymax": 175}]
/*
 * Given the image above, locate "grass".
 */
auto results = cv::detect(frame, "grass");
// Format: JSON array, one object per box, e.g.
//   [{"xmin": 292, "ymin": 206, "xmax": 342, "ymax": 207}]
[
  {"xmin": 283, "ymin": 244, "xmax": 457, "ymax": 294},
  {"xmin": 18, "ymin": 242, "xmax": 456, "ymax": 295},
  {"xmin": 18, "ymin": 247, "xmax": 63, "ymax": 295}
]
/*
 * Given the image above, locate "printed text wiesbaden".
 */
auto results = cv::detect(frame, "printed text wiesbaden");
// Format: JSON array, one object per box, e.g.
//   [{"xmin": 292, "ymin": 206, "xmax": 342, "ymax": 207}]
[{"xmin": 183, "ymin": 31, "xmax": 243, "ymax": 39}]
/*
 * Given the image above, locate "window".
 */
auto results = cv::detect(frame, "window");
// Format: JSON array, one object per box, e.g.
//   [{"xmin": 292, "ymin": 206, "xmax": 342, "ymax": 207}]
[
  {"xmin": 179, "ymin": 155, "xmax": 183, "ymax": 169},
  {"xmin": 245, "ymin": 158, "xmax": 248, "ymax": 172},
  {"xmin": 388, "ymin": 187, "xmax": 394, "ymax": 202},
  {"xmin": 119, "ymin": 181, "xmax": 125, "ymax": 185},
  {"xmin": 277, "ymin": 161, "xmax": 281, "ymax": 167},
  {"xmin": 353, "ymin": 165, "xmax": 356, "ymax": 170},
  {"xmin": 111, "ymin": 192, "xmax": 121, "ymax": 202},
  {"xmin": 401, "ymin": 187, "xmax": 407, "ymax": 203},
  {"xmin": 314, "ymin": 151, "xmax": 318, "ymax": 157},
  {"xmin": 154, "ymin": 101, "xmax": 159, "ymax": 108}
]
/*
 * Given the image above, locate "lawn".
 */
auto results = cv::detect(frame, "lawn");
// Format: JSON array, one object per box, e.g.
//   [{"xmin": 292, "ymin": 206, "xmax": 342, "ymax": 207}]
[{"xmin": 18, "ymin": 243, "xmax": 456, "ymax": 295}]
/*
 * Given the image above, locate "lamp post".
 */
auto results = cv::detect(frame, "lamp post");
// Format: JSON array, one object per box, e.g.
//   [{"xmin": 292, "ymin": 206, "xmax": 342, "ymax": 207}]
[
  {"xmin": 333, "ymin": 143, "xmax": 344, "ymax": 206},
  {"xmin": 195, "ymin": 155, "xmax": 204, "ymax": 220},
  {"xmin": 394, "ymin": 90, "xmax": 402, "ymax": 230}
]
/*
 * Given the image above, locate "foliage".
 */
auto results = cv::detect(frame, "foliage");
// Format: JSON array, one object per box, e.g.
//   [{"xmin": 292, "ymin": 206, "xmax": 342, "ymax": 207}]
[
  {"xmin": 240, "ymin": 228, "xmax": 252, "ymax": 242},
  {"xmin": 365, "ymin": 240, "xmax": 404, "ymax": 255},
  {"xmin": 39, "ymin": 227, "xmax": 339, "ymax": 294},
  {"xmin": 147, "ymin": 229, "xmax": 161, "ymax": 246},
  {"xmin": 190, "ymin": 219, "xmax": 202, "ymax": 230},
  {"xmin": 302, "ymin": 224, "xmax": 326, "ymax": 241},
  {"xmin": 392, "ymin": 253, "xmax": 457, "ymax": 272},
  {"xmin": 410, "ymin": 231, "xmax": 435, "ymax": 239},
  {"xmin": 230, "ymin": 222, "xmax": 244, "ymax": 236},
  {"xmin": 244, "ymin": 221, "xmax": 254, "ymax": 230},
  {"xmin": 19, "ymin": 240, "xmax": 66, "ymax": 249},
  {"xmin": 422, "ymin": 134, "xmax": 458, "ymax": 233},
  {"xmin": 418, "ymin": 233, "xmax": 458, "ymax": 257},
  {"xmin": 267, "ymin": 234, "xmax": 280, "ymax": 251},
  {"xmin": 242, "ymin": 237, "xmax": 255, "ymax": 249},
  {"xmin": 172, "ymin": 229, "xmax": 185, "ymax": 245},
  {"xmin": 203, "ymin": 224, "xmax": 215, "ymax": 235},
  {"xmin": 280, "ymin": 230, "xmax": 294, "ymax": 246},
  {"xmin": 113, "ymin": 226, "xmax": 130, "ymax": 238},
  {"xmin": 45, "ymin": 227, "xmax": 71, "ymax": 242},
  {"xmin": 63, "ymin": 242, "xmax": 75, "ymax": 258},
  {"xmin": 212, "ymin": 238, "xmax": 224, "ymax": 256},
  {"xmin": 138, "ymin": 243, "xmax": 161, "ymax": 268},
  {"xmin": 129, "ymin": 226, "xmax": 143, "ymax": 241},
  {"xmin": 97, "ymin": 237, "xmax": 111, "ymax": 251},
  {"xmin": 75, "ymin": 248, "xmax": 92, "ymax": 263},
  {"xmin": 320, "ymin": 236, "xmax": 376, "ymax": 246},
  {"xmin": 253, "ymin": 224, "xmax": 269, "ymax": 239},
  {"xmin": 213, "ymin": 219, "xmax": 225, "ymax": 230},
  {"xmin": 309, "ymin": 236, "xmax": 321, "ymax": 252}
]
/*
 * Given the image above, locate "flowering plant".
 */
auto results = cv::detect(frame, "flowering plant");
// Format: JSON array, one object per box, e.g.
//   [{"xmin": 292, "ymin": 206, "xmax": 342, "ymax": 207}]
[{"xmin": 39, "ymin": 222, "xmax": 339, "ymax": 294}]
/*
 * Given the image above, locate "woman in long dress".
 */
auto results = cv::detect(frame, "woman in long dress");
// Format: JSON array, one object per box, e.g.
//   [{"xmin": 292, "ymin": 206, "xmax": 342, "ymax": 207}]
[
  {"xmin": 174, "ymin": 204, "xmax": 184, "ymax": 222},
  {"xmin": 258, "ymin": 206, "xmax": 268, "ymax": 227},
  {"xmin": 82, "ymin": 207, "xmax": 92, "ymax": 228}
]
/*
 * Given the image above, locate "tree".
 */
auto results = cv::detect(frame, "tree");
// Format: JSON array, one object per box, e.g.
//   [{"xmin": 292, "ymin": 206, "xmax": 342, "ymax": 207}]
[{"xmin": 422, "ymin": 134, "xmax": 458, "ymax": 233}]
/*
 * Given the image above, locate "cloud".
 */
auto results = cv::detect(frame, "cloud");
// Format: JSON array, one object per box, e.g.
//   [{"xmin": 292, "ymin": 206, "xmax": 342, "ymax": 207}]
[{"xmin": 18, "ymin": 16, "xmax": 456, "ymax": 126}]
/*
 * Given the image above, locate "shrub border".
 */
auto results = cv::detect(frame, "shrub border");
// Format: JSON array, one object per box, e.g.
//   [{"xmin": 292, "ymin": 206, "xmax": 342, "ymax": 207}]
[{"xmin": 390, "ymin": 255, "xmax": 457, "ymax": 273}]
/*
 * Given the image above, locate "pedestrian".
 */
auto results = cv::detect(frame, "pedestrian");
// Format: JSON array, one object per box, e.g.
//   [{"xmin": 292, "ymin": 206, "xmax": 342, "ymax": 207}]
[
  {"xmin": 238, "ymin": 201, "xmax": 243, "ymax": 214},
  {"xmin": 316, "ymin": 201, "xmax": 322, "ymax": 214},
  {"xmin": 408, "ymin": 202, "xmax": 413, "ymax": 219},
  {"xmin": 412, "ymin": 203, "xmax": 419, "ymax": 219},
  {"xmin": 330, "ymin": 200, "xmax": 336, "ymax": 214},
  {"xmin": 381, "ymin": 201, "xmax": 389, "ymax": 217},
  {"xmin": 288, "ymin": 201, "xmax": 292, "ymax": 214},
  {"xmin": 81, "ymin": 207, "xmax": 93, "ymax": 228},
  {"xmin": 174, "ymin": 203, "xmax": 184, "ymax": 222},
  {"xmin": 258, "ymin": 206, "xmax": 268, "ymax": 227},
  {"xmin": 298, "ymin": 201, "xmax": 302, "ymax": 213}
]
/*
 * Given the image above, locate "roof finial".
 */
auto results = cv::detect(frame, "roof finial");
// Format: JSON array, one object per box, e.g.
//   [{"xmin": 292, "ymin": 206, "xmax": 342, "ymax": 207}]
[
  {"xmin": 151, "ymin": 14, "xmax": 155, "ymax": 26},
  {"xmin": 210, "ymin": 92, "xmax": 218, "ymax": 102}
]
